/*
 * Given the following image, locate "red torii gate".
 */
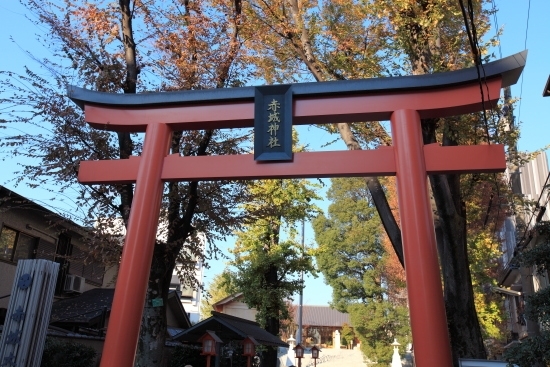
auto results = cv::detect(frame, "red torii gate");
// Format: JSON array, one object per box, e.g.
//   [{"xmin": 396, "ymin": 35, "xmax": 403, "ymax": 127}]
[{"xmin": 70, "ymin": 51, "xmax": 526, "ymax": 367}]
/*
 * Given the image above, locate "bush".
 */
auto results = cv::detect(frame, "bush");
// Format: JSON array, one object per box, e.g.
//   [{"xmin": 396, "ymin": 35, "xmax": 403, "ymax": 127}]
[
  {"xmin": 41, "ymin": 338, "xmax": 97, "ymax": 367},
  {"xmin": 169, "ymin": 345, "xmax": 203, "ymax": 367}
]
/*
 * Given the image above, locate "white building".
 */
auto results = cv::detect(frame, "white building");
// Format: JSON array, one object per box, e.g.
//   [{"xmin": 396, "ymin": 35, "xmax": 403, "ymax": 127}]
[
  {"xmin": 97, "ymin": 216, "xmax": 205, "ymax": 324},
  {"xmin": 498, "ymin": 152, "xmax": 549, "ymax": 345},
  {"xmin": 170, "ymin": 256, "xmax": 204, "ymax": 324}
]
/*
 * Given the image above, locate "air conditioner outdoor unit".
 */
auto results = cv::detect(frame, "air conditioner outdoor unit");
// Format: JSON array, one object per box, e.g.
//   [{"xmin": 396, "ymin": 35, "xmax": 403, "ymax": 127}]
[{"xmin": 64, "ymin": 274, "xmax": 85, "ymax": 293}]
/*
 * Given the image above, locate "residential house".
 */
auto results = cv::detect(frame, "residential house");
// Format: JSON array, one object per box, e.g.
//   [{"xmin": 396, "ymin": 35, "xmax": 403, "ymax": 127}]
[
  {"xmin": 0, "ymin": 185, "xmax": 107, "ymax": 321},
  {"xmin": 0, "ymin": 185, "xmax": 191, "ymax": 359},
  {"xmin": 497, "ymin": 152, "xmax": 549, "ymax": 346},
  {"xmin": 212, "ymin": 292, "xmax": 257, "ymax": 321}
]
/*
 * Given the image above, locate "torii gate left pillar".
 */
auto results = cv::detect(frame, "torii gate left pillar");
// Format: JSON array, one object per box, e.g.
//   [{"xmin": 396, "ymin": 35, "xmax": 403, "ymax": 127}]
[{"xmin": 70, "ymin": 51, "xmax": 526, "ymax": 367}]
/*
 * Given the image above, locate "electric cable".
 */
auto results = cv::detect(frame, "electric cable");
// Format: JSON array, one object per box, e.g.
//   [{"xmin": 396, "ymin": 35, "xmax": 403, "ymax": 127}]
[{"xmin": 517, "ymin": 0, "xmax": 531, "ymax": 126}]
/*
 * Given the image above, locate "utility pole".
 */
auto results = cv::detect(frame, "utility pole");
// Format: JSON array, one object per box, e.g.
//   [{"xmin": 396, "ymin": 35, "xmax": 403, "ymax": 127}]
[{"xmin": 297, "ymin": 220, "xmax": 304, "ymax": 345}]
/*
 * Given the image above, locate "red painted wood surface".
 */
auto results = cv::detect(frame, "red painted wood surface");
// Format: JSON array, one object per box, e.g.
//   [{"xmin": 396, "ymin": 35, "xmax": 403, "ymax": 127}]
[
  {"xmin": 391, "ymin": 109, "xmax": 453, "ymax": 366},
  {"xmin": 79, "ymin": 144, "xmax": 505, "ymax": 184},
  {"xmin": 83, "ymin": 78, "xmax": 501, "ymax": 132},
  {"xmin": 99, "ymin": 123, "xmax": 172, "ymax": 367}
]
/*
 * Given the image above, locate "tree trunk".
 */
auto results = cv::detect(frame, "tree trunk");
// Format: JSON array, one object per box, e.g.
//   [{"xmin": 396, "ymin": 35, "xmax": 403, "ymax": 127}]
[
  {"xmin": 402, "ymin": 3, "xmax": 487, "ymax": 359},
  {"xmin": 422, "ymin": 119, "xmax": 486, "ymax": 365},
  {"xmin": 117, "ymin": 0, "xmax": 137, "ymax": 226},
  {"xmin": 135, "ymin": 243, "xmax": 175, "ymax": 367}
]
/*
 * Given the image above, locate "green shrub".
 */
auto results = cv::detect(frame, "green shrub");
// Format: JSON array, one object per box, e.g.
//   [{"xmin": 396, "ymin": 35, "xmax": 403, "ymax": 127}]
[
  {"xmin": 41, "ymin": 338, "xmax": 97, "ymax": 367},
  {"xmin": 169, "ymin": 345, "xmax": 203, "ymax": 367}
]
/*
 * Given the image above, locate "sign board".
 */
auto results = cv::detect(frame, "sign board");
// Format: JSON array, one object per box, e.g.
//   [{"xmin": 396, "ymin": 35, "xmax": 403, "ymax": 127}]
[{"xmin": 254, "ymin": 85, "xmax": 293, "ymax": 161}]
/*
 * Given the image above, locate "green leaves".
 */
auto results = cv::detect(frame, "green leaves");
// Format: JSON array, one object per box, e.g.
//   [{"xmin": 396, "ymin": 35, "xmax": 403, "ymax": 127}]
[
  {"xmin": 229, "ymin": 177, "xmax": 320, "ymax": 331},
  {"xmin": 312, "ymin": 177, "xmax": 410, "ymax": 365},
  {"xmin": 313, "ymin": 177, "xmax": 385, "ymax": 309},
  {"xmin": 348, "ymin": 302, "xmax": 410, "ymax": 365}
]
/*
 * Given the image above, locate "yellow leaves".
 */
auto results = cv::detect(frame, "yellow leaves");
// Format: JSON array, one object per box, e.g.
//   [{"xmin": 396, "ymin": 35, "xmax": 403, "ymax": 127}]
[
  {"xmin": 468, "ymin": 231, "xmax": 507, "ymax": 341},
  {"xmin": 474, "ymin": 292, "xmax": 505, "ymax": 339}
]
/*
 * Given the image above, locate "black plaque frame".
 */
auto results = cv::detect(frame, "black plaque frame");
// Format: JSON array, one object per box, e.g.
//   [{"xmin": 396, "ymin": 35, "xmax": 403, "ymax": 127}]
[{"xmin": 253, "ymin": 85, "xmax": 293, "ymax": 161}]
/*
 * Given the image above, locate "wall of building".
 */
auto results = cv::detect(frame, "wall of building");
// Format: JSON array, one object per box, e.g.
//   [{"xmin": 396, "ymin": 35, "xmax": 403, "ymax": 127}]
[
  {"xmin": 171, "ymin": 237, "xmax": 205, "ymax": 324},
  {"xmin": 220, "ymin": 301, "xmax": 257, "ymax": 321},
  {"xmin": 499, "ymin": 152, "xmax": 550, "ymax": 346},
  {"xmin": 0, "ymin": 262, "xmax": 17, "ymax": 310}
]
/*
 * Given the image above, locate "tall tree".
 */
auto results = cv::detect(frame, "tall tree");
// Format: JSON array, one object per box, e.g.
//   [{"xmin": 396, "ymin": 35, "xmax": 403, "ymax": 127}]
[
  {"xmin": 240, "ymin": 1, "xmax": 517, "ymax": 364},
  {"xmin": 312, "ymin": 177, "xmax": 410, "ymax": 365},
  {"xmin": 229, "ymin": 167, "xmax": 320, "ymax": 367},
  {"xmin": 0, "ymin": 1, "xmax": 248, "ymax": 365}
]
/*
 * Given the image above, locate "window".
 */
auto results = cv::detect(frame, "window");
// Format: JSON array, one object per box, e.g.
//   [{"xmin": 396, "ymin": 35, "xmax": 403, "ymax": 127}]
[{"xmin": 0, "ymin": 225, "xmax": 37, "ymax": 263}]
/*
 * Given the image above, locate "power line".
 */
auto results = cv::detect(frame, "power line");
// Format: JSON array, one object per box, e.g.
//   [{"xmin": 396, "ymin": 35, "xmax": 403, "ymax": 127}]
[
  {"xmin": 458, "ymin": 0, "xmax": 495, "ymax": 144},
  {"xmin": 517, "ymin": 0, "xmax": 531, "ymax": 126}
]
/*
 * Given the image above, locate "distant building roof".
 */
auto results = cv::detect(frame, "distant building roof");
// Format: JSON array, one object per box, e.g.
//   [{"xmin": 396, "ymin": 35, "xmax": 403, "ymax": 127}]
[
  {"xmin": 0, "ymin": 184, "xmax": 89, "ymax": 235},
  {"xmin": 174, "ymin": 311, "xmax": 288, "ymax": 348},
  {"xmin": 212, "ymin": 293, "xmax": 352, "ymax": 328},
  {"xmin": 300, "ymin": 306, "xmax": 350, "ymax": 327}
]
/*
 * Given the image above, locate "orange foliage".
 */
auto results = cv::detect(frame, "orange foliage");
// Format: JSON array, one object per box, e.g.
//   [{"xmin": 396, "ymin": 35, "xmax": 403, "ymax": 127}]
[{"xmin": 380, "ymin": 177, "xmax": 408, "ymax": 305}]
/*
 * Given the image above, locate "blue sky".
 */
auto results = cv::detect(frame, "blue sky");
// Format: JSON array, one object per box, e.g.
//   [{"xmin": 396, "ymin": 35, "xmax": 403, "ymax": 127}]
[
  {"xmin": 495, "ymin": 0, "xmax": 549, "ymax": 152},
  {"xmin": 1, "ymin": 1, "xmax": 548, "ymax": 306}
]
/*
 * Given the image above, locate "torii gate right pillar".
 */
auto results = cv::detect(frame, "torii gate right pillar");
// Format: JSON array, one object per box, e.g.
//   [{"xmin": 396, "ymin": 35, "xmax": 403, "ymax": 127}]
[{"xmin": 391, "ymin": 109, "xmax": 452, "ymax": 365}]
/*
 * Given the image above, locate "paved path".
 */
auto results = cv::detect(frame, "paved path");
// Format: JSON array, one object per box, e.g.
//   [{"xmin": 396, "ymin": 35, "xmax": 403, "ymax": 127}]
[{"xmin": 287, "ymin": 348, "xmax": 366, "ymax": 367}]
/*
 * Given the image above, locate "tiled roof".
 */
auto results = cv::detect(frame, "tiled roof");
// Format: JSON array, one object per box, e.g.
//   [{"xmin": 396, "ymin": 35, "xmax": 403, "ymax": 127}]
[
  {"xmin": 211, "ymin": 293, "xmax": 351, "ymax": 328},
  {"xmin": 300, "ymin": 306, "xmax": 350, "ymax": 327},
  {"xmin": 50, "ymin": 288, "xmax": 191, "ymax": 329},
  {"xmin": 50, "ymin": 288, "xmax": 114, "ymax": 325},
  {"xmin": 174, "ymin": 311, "xmax": 288, "ymax": 348}
]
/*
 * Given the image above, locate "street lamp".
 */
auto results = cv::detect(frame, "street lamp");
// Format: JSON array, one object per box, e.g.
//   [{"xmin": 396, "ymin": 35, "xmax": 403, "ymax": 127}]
[
  {"xmin": 243, "ymin": 336, "xmax": 259, "ymax": 367},
  {"xmin": 311, "ymin": 345, "xmax": 321, "ymax": 367},
  {"xmin": 294, "ymin": 343, "xmax": 305, "ymax": 367},
  {"xmin": 199, "ymin": 331, "xmax": 222, "ymax": 367}
]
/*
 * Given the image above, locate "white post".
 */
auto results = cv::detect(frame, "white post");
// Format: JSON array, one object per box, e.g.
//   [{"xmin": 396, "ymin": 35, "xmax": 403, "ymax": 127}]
[{"xmin": 333, "ymin": 330, "xmax": 341, "ymax": 350}]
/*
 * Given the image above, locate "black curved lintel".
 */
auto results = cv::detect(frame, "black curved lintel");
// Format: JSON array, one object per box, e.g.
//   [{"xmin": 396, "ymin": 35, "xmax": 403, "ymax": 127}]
[{"xmin": 68, "ymin": 51, "xmax": 527, "ymax": 109}]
